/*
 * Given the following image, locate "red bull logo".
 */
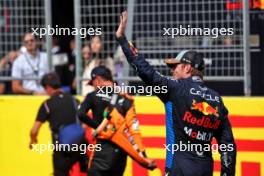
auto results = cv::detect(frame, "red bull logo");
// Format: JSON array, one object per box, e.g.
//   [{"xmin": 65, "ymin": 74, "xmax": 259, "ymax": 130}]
[
  {"xmin": 191, "ymin": 100, "xmax": 219, "ymax": 117},
  {"xmin": 183, "ymin": 111, "xmax": 221, "ymax": 129}
]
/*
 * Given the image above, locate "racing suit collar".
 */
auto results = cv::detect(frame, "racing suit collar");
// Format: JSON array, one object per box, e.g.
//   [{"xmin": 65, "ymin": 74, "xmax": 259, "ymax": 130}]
[{"xmin": 190, "ymin": 76, "xmax": 203, "ymax": 83}]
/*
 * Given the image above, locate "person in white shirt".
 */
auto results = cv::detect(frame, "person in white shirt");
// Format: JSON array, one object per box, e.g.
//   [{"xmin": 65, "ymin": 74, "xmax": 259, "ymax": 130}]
[
  {"xmin": 12, "ymin": 33, "xmax": 49, "ymax": 95},
  {"xmin": 81, "ymin": 45, "xmax": 100, "ymax": 96}
]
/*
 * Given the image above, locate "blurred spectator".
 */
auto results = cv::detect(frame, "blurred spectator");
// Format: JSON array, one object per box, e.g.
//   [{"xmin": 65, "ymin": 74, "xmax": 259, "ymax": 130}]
[
  {"xmin": 11, "ymin": 33, "xmax": 49, "ymax": 95},
  {"xmin": 52, "ymin": 37, "xmax": 61, "ymax": 54},
  {"xmin": 90, "ymin": 36, "xmax": 115, "ymax": 74},
  {"xmin": 223, "ymin": 36, "xmax": 234, "ymax": 46},
  {"xmin": 113, "ymin": 46, "xmax": 126, "ymax": 84},
  {"xmin": 81, "ymin": 45, "xmax": 99, "ymax": 96},
  {"xmin": 68, "ymin": 39, "xmax": 77, "ymax": 94},
  {"xmin": 0, "ymin": 51, "xmax": 19, "ymax": 94},
  {"xmin": 52, "ymin": 37, "xmax": 72, "ymax": 93},
  {"xmin": 69, "ymin": 39, "xmax": 76, "ymax": 59},
  {"xmin": 201, "ymin": 36, "xmax": 213, "ymax": 47}
]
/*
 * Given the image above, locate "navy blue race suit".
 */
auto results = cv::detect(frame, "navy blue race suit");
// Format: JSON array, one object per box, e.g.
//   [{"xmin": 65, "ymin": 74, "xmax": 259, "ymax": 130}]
[{"xmin": 117, "ymin": 36, "xmax": 236, "ymax": 176}]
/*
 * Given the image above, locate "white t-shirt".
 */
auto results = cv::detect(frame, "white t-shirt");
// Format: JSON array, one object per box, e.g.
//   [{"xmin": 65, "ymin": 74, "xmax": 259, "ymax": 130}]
[
  {"xmin": 12, "ymin": 52, "xmax": 49, "ymax": 92},
  {"xmin": 81, "ymin": 59, "xmax": 100, "ymax": 96}
]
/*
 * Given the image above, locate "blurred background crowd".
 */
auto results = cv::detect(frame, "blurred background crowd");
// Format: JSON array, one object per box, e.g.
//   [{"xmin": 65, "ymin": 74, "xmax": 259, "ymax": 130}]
[
  {"xmin": 0, "ymin": 33, "xmax": 126, "ymax": 95},
  {"xmin": 0, "ymin": 0, "xmax": 264, "ymax": 96}
]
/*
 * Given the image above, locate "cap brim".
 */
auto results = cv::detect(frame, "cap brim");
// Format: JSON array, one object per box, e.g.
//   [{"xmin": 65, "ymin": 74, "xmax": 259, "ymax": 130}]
[{"xmin": 164, "ymin": 58, "xmax": 181, "ymax": 65}]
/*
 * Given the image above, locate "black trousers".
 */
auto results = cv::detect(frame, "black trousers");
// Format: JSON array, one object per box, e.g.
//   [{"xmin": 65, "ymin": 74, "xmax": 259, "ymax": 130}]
[
  {"xmin": 51, "ymin": 134, "xmax": 88, "ymax": 176},
  {"xmin": 53, "ymin": 151, "xmax": 81, "ymax": 176},
  {"xmin": 88, "ymin": 169, "xmax": 125, "ymax": 176},
  {"xmin": 165, "ymin": 153, "xmax": 213, "ymax": 176},
  {"xmin": 88, "ymin": 139, "xmax": 127, "ymax": 176}
]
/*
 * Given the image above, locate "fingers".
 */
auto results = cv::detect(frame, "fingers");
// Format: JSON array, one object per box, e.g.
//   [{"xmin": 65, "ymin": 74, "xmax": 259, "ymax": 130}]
[
  {"xmin": 120, "ymin": 14, "xmax": 122, "ymax": 24},
  {"xmin": 116, "ymin": 11, "xmax": 128, "ymax": 38},
  {"xmin": 122, "ymin": 10, "xmax": 128, "ymax": 17},
  {"xmin": 120, "ymin": 11, "xmax": 127, "ymax": 24},
  {"xmin": 121, "ymin": 11, "xmax": 128, "ymax": 24}
]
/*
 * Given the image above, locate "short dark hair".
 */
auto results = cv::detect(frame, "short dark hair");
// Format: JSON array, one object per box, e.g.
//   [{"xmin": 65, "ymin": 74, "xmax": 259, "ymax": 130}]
[
  {"xmin": 41, "ymin": 72, "xmax": 61, "ymax": 89},
  {"xmin": 91, "ymin": 66, "xmax": 113, "ymax": 82}
]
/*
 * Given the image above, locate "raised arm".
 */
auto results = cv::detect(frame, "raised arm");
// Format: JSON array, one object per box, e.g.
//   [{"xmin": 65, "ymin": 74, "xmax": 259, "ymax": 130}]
[{"xmin": 116, "ymin": 11, "xmax": 176, "ymax": 102}]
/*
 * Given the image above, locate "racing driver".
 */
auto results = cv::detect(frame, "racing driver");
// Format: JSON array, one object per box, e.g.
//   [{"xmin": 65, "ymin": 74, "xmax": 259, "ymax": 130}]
[{"xmin": 115, "ymin": 11, "xmax": 236, "ymax": 176}]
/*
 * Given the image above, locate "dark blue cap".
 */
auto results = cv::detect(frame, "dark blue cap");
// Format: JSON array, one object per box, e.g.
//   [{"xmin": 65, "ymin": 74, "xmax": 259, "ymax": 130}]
[
  {"xmin": 88, "ymin": 66, "xmax": 113, "ymax": 85},
  {"xmin": 165, "ymin": 50, "xmax": 205, "ymax": 71}
]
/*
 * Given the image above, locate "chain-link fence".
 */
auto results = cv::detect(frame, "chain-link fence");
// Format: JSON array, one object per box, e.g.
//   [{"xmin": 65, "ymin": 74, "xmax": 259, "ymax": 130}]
[
  {"xmin": 74, "ymin": 0, "xmax": 250, "ymax": 95},
  {"xmin": 0, "ymin": 0, "xmax": 251, "ymax": 95},
  {"xmin": 0, "ymin": 0, "xmax": 46, "ymax": 69},
  {"xmin": 132, "ymin": 0, "xmax": 244, "ymax": 79},
  {"xmin": 80, "ymin": 0, "xmax": 127, "ymax": 61}
]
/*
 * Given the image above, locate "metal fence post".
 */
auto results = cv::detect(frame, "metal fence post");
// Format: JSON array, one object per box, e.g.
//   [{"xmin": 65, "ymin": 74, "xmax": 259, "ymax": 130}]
[
  {"xmin": 243, "ymin": 0, "xmax": 251, "ymax": 96},
  {"xmin": 74, "ymin": 0, "xmax": 82, "ymax": 95},
  {"xmin": 44, "ymin": 0, "xmax": 52, "ymax": 71}
]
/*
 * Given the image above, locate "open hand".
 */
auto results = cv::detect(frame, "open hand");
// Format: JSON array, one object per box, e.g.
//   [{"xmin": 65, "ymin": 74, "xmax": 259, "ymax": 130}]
[{"xmin": 116, "ymin": 11, "xmax": 128, "ymax": 38}]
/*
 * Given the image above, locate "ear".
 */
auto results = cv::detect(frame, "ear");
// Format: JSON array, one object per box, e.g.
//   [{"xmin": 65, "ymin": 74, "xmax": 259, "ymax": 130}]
[{"xmin": 184, "ymin": 64, "xmax": 193, "ymax": 74}]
